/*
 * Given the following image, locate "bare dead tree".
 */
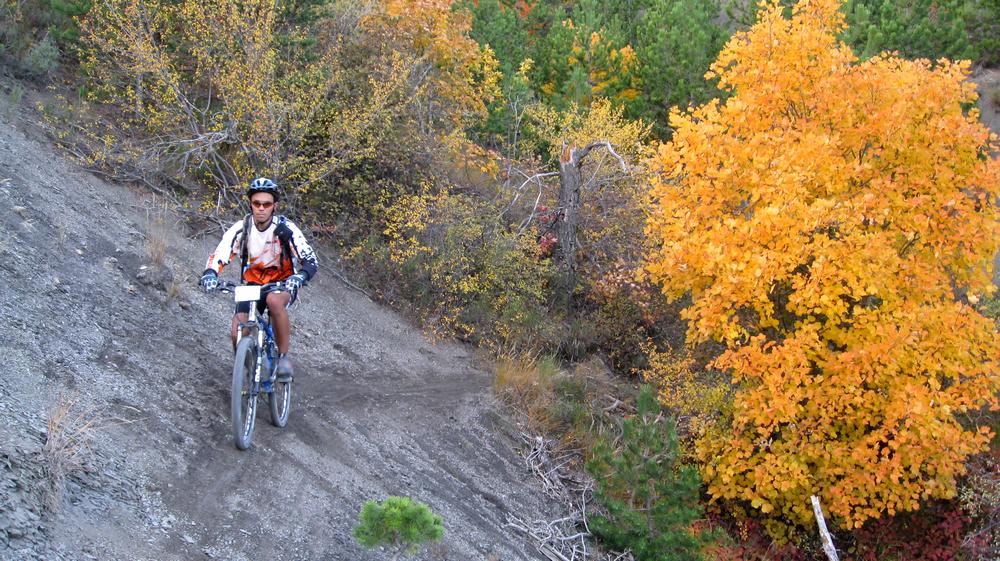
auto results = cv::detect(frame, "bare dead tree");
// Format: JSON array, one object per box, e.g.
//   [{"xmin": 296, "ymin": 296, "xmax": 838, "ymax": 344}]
[{"xmin": 555, "ymin": 140, "xmax": 628, "ymax": 308}]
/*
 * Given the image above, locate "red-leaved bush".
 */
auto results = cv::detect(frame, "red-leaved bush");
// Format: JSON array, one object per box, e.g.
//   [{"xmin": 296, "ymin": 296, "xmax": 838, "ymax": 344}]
[{"xmin": 849, "ymin": 501, "xmax": 970, "ymax": 561}]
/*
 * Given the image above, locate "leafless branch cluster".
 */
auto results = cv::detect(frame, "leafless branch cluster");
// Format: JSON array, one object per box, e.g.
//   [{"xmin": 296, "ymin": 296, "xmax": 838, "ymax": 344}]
[
  {"xmin": 505, "ymin": 513, "xmax": 591, "ymax": 561},
  {"xmin": 505, "ymin": 432, "xmax": 633, "ymax": 561},
  {"xmin": 522, "ymin": 434, "xmax": 581, "ymax": 500},
  {"xmin": 496, "ymin": 166, "xmax": 559, "ymax": 235},
  {"xmin": 32, "ymin": 115, "xmax": 229, "ymax": 229}
]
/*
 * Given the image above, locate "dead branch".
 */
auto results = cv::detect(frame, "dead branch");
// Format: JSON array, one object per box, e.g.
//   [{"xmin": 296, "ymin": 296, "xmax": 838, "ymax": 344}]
[
  {"xmin": 571, "ymin": 141, "xmax": 628, "ymax": 174},
  {"xmin": 811, "ymin": 495, "xmax": 840, "ymax": 561},
  {"xmin": 499, "ymin": 168, "xmax": 558, "ymax": 229},
  {"xmin": 520, "ymin": 434, "xmax": 585, "ymax": 500},
  {"xmin": 507, "ymin": 431, "xmax": 635, "ymax": 561},
  {"xmin": 554, "ymin": 139, "xmax": 633, "ymax": 305},
  {"xmin": 601, "ymin": 397, "xmax": 623, "ymax": 414},
  {"xmin": 505, "ymin": 513, "xmax": 589, "ymax": 561}
]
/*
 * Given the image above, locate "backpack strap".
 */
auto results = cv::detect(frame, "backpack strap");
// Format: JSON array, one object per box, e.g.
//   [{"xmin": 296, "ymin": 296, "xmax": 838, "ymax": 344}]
[
  {"xmin": 274, "ymin": 215, "xmax": 296, "ymax": 273},
  {"xmin": 238, "ymin": 213, "xmax": 252, "ymax": 282}
]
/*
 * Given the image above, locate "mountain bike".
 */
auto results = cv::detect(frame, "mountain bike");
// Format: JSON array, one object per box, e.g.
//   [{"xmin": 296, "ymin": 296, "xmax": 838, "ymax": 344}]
[{"xmin": 215, "ymin": 280, "xmax": 293, "ymax": 450}]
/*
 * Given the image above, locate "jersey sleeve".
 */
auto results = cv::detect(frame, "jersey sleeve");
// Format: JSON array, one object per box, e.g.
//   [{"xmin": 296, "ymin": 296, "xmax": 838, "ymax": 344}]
[
  {"xmin": 205, "ymin": 220, "xmax": 244, "ymax": 274},
  {"xmin": 286, "ymin": 220, "xmax": 319, "ymax": 281}
]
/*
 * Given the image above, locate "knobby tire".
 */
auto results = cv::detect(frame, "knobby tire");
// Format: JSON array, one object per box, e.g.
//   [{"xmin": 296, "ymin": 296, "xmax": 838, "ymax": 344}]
[
  {"xmin": 231, "ymin": 337, "xmax": 257, "ymax": 450},
  {"xmin": 268, "ymin": 372, "xmax": 291, "ymax": 428}
]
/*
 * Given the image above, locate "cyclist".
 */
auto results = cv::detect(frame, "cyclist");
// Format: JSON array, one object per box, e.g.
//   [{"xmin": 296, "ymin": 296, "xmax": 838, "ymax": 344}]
[{"xmin": 199, "ymin": 178, "xmax": 318, "ymax": 381}]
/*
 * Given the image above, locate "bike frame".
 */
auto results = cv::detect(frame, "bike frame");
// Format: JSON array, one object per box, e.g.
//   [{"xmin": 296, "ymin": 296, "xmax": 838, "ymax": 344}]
[{"xmin": 225, "ymin": 282, "xmax": 288, "ymax": 394}]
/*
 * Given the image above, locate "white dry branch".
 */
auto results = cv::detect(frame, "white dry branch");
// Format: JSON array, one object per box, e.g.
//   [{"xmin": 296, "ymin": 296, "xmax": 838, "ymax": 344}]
[
  {"xmin": 497, "ymin": 167, "xmax": 559, "ymax": 236},
  {"xmin": 505, "ymin": 432, "xmax": 634, "ymax": 561},
  {"xmin": 506, "ymin": 513, "xmax": 589, "ymax": 561},
  {"xmin": 811, "ymin": 495, "xmax": 840, "ymax": 561}
]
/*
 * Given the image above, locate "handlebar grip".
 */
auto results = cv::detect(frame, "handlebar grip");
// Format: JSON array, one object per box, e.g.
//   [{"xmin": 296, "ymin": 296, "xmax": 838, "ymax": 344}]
[{"xmin": 215, "ymin": 280, "xmax": 237, "ymax": 293}]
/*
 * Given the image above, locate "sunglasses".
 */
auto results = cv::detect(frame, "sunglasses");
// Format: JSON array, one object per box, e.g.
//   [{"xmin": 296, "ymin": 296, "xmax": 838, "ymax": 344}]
[{"xmin": 250, "ymin": 200, "xmax": 274, "ymax": 209}]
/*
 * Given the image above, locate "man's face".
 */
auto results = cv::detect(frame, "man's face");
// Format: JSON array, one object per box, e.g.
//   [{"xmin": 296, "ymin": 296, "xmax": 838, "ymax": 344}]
[{"xmin": 250, "ymin": 193, "xmax": 276, "ymax": 224}]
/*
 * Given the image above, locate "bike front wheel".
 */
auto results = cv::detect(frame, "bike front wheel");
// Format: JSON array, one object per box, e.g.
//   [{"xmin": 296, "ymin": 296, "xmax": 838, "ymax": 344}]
[
  {"xmin": 231, "ymin": 337, "xmax": 258, "ymax": 450},
  {"xmin": 268, "ymin": 377, "xmax": 291, "ymax": 428}
]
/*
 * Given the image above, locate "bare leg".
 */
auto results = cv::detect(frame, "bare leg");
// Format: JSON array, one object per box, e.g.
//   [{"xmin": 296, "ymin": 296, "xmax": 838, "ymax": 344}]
[
  {"xmin": 266, "ymin": 292, "xmax": 292, "ymax": 354},
  {"xmin": 230, "ymin": 313, "xmax": 249, "ymax": 351}
]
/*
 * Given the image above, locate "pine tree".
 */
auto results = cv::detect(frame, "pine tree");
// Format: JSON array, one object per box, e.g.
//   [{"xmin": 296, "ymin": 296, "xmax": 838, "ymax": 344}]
[
  {"xmin": 586, "ymin": 386, "xmax": 705, "ymax": 561},
  {"xmin": 967, "ymin": 0, "xmax": 1000, "ymax": 65},
  {"xmin": 46, "ymin": 0, "xmax": 93, "ymax": 46},
  {"xmin": 635, "ymin": 0, "xmax": 726, "ymax": 137},
  {"xmin": 842, "ymin": 0, "xmax": 977, "ymax": 61},
  {"xmin": 463, "ymin": 0, "xmax": 530, "ymax": 76},
  {"xmin": 353, "ymin": 496, "xmax": 444, "ymax": 561}
]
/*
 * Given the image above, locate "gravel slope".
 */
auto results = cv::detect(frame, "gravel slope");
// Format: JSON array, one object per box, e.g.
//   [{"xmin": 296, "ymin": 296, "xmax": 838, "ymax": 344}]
[{"xmin": 0, "ymin": 110, "xmax": 559, "ymax": 560}]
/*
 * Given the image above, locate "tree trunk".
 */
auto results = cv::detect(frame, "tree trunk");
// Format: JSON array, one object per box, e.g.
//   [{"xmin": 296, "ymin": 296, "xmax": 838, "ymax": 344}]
[
  {"xmin": 554, "ymin": 141, "xmax": 628, "ymax": 311},
  {"xmin": 556, "ymin": 144, "xmax": 583, "ymax": 307}
]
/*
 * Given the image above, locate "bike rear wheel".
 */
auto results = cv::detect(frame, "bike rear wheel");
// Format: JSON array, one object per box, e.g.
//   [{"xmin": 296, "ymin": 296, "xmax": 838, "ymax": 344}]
[
  {"xmin": 231, "ymin": 337, "xmax": 258, "ymax": 450},
  {"xmin": 268, "ymin": 378, "xmax": 291, "ymax": 427}
]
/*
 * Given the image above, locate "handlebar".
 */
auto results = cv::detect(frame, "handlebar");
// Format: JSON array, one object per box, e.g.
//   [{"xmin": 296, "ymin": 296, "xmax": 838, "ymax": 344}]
[{"xmin": 212, "ymin": 280, "xmax": 291, "ymax": 296}]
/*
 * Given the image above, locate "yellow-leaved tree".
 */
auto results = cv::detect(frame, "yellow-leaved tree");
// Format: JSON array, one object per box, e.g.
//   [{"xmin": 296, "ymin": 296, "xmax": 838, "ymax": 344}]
[
  {"xmin": 644, "ymin": 0, "xmax": 1000, "ymax": 535},
  {"xmin": 77, "ymin": 0, "xmax": 450, "ymax": 212},
  {"xmin": 362, "ymin": 0, "xmax": 500, "ymax": 140},
  {"xmin": 79, "ymin": 0, "xmax": 340, "ymax": 197}
]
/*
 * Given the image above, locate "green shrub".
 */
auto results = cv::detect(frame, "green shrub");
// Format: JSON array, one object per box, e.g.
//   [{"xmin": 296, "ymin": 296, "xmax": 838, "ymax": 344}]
[
  {"xmin": 977, "ymin": 292, "xmax": 1000, "ymax": 325},
  {"xmin": 583, "ymin": 277, "xmax": 687, "ymax": 377},
  {"xmin": 359, "ymin": 189, "xmax": 555, "ymax": 351},
  {"xmin": 3, "ymin": 84, "xmax": 25, "ymax": 117},
  {"xmin": 20, "ymin": 33, "xmax": 59, "ymax": 77},
  {"xmin": 353, "ymin": 496, "xmax": 444, "ymax": 560},
  {"xmin": 1, "ymin": 3, "xmax": 31, "ymax": 63},
  {"xmin": 1, "ymin": 0, "xmax": 84, "ymax": 71},
  {"xmin": 586, "ymin": 288, "xmax": 651, "ymax": 374},
  {"xmin": 586, "ymin": 385, "xmax": 706, "ymax": 561},
  {"xmin": 548, "ymin": 374, "xmax": 590, "ymax": 430}
]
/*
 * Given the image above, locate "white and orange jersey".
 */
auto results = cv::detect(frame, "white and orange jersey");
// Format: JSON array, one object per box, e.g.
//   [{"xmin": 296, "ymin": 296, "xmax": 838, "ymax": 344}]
[{"xmin": 205, "ymin": 216, "xmax": 319, "ymax": 285}]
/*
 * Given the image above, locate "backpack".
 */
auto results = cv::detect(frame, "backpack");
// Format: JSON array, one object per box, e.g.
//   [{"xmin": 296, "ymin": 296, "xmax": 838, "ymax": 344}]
[{"xmin": 238, "ymin": 214, "xmax": 294, "ymax": 282}]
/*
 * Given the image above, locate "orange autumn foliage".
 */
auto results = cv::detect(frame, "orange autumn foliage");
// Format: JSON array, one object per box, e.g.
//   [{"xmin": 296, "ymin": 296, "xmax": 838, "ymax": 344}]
[{"xmin": 644, "ymin": 0, "xmax": 1000, "ymax": 535}]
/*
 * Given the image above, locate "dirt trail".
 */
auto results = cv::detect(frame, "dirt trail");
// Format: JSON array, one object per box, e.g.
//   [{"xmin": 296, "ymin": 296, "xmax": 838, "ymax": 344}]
[{"xmin": 0, "ymin": 107, "xmax": 558, "ymax": 560}]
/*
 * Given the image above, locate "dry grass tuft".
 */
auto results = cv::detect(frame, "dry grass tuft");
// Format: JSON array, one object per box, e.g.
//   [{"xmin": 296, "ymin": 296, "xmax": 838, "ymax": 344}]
[
  {"xmin": 42, "ymin": 395, "xmax": 106, "ymax": 513},
  {"xmin": 495, "ymin": 353, "xmax": 630, "ymax": 453},
  {"xmin": 56, "ymin": 221, "xmax": 67, "ymax": 250},
  {"xmin": 990, "ymin": 85, "xmax": 1000, "ymax": 109},
  {"xmin": 494, "ymin": 353, "xmax": 561, "ymax": 427},
  {"xmin": 2, "ymin": 83, "xmax": 24, "ymax": 118},
  {"xmin": 146, "ymin": 218, "xmax": 169, "ymax": 267},
  {"xmin": 143, "ymin": 204, "xmax": 177, "ymax": 267}
]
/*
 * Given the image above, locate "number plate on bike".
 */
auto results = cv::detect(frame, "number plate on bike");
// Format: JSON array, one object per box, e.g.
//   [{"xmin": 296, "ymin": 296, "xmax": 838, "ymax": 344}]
[{"xmin": 234, "ymin": 285, "xmax": 261, "ymax": 303}]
